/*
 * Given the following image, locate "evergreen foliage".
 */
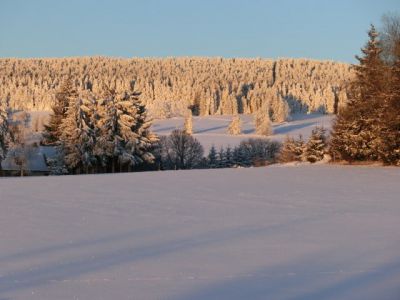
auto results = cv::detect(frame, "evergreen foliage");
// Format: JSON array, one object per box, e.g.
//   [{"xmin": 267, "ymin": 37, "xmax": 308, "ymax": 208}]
[
  {"xmin": 330, "ymin": 24, "xmax": 400, "ymax": 165},
  {"xmin": 43, "ymin": 78, "xmax": 77, "ymax": 145},
  {"xmin": 207, "ymin": 145, "xmax": 218, "ymax": 168},
  {"xmin": 224, "ymin": 146, "xmax": 233, "ymax": 168},
  {"xmin": 238, "ymin": 139, "xmax": 281, "ymax": 166},
  {"xmin": 279, "ymin": 135, "xmax": 305, "ymax": 163},
  {"xmin": 58, "ymin": 82, "xmax": 157, "ymax": 173},
  {"xmin": 217, "ymin": 147, "xmax": 226, "ymax": 168},
  {"xmin": 0, "ymin": 57, "xmax": 351, "ymax": 117},
  {"xmin": 227, "ymin": 114, "xmax": 242, "ymax": 135},
  {"xmin": 255, "ymin": 105, "xmax": 273, "ymax": 136},
  {"xmin": 184, "ymin": 111, "xmax": 193, "ymax": 135},
  {"xmin": 304, "ymin": 127, "xmax": 328, "ymax": 163},
  {"xmin": 59, "ymin": 93, "xmax": 97, "ymax": 173}
]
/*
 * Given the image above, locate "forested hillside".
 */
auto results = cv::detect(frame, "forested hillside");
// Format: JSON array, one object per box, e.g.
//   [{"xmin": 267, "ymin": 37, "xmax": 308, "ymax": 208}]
[{"xmin": 0, "ymin": 57, "xmax": 351, "ymax": 119}]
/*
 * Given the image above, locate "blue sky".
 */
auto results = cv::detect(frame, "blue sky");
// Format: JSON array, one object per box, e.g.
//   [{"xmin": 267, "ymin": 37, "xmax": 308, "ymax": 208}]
[{"xmin": 0, "ymin": 0, "xmax": 398, "ymax": 62}]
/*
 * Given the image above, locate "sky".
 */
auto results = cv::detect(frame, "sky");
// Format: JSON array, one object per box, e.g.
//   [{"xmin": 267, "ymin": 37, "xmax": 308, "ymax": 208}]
[{"xmin": 0, "ymin": 0, "xmax": 399, "ymax": 62}]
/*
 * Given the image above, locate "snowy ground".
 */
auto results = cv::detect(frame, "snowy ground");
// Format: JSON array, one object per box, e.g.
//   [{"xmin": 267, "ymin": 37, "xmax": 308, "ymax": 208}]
[
  {"xmin": 0, "ymin": 165, "xmax": 399, "ymax": 300},
  {"xmin": 152, "ymin": 113, "xmax": 334, "ymax": 151}
]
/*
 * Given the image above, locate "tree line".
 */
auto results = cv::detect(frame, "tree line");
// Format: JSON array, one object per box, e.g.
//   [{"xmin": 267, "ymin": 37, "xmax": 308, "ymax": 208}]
[{"xmin": 0, "ymin": 57, "xmax": 351, "ymax": 120}]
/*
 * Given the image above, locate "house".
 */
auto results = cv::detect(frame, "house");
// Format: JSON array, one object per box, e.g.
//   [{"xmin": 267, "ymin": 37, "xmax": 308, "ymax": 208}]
[{"xmin": 1, "ymin": 146, "xmax": 57, "ymax": 176}]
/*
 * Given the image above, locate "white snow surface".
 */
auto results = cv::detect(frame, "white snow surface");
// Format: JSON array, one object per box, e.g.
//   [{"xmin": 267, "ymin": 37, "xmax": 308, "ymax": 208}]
[
  {"xmin": 152, "ymin": 113, "xmax": 334, "ymax": 151},
  {"xmin": 0, "ymin": 165, "xmax": 399, "ymax": 300}
]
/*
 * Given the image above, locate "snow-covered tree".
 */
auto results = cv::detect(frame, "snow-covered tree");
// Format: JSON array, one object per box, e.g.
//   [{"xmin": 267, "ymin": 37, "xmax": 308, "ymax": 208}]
[
  {"xmin": 270, "ymin": 93, "xmax": 290, "ymax": 122},
  {"xmin": 304, "ymin": 127, "xmax": 328, "ymax": 163},
  {"xmin": 0, "ymin": 57, "xmax": 351, "ymax": 117},
  {"xmin": 279, "ymin": 135, "xmax": 305, "ymax": 163},
  {"xmin": 184, "ymin": 110, "xmax": 193, "ymax": 135},
  {"xmin": 96, "ymin": 82, "xmax": 158, "ymax": 172},
  {"xmin": 279, "ymin": 136, "xmax": 297, "ymax": 163},
  {"xmin": 227, "ymin": 114, "xmax": 242, "ymax": 135},
  {"xmin": 330, "ymin": 25, "xmax": 387, "ymax": 162},
  {"xmin": 46, "ymin": 154, "xmax": 68, "ymax": 175},
  {"xmin": 59, "ymin": 93, "xmax": 98, "ymax": 173},
  {"xmin": 43, "ymin": 77, "xmax": 77, "ymax": 145},
  {"xmin": 255, "ymin": 105, "xmax": 273, "ymax": 136}
]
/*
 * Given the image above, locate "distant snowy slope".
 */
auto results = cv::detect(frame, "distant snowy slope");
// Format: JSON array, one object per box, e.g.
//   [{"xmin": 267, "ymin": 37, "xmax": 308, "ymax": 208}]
[
  {"xmin": 0, "ymin": 165, "xmax": 399, "ymax": 299},
  {"xmin": 152, "ymin": 113, "xmax": 334, "ymax": 151}
]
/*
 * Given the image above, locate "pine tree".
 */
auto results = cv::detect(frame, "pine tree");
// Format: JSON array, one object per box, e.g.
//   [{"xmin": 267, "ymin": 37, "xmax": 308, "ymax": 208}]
[
  {"xmin": 96, "ymin": 82, "xmax": 157, "ymax": 172},
  {"xmin": 208, "ymin": 145, "xmax": 218, "ymax": 168},
  {"xmin": 43, "ymin": 78, "xmax": 77, "ymax": 145},
  {"xmin": 238, "ymin": 146, "xmax": 251, "ymax": 167},
  {"xmin": 59, "ymin": 93, "xmax": 97, "ymax": 174},
  {"xmin": 279, "ymin": 135, "xmax": 305, "ymax": 163},
  {"xmin": 217, "ymin": 147, "xmax": 226, "ymax": 168},
  {"xmin": 232, "ymin": 146, "xmax": 241, "ymax": 167},
  {"xmin": 184, "ymin": 110, "xmax": 193, "ymax": 135},
  {"xmin": 255, "ymin": 104, "xmax": 273, "ymax": 136},
  {"xmin": 304, "ymin": 127, "xmax": 328, "ymax": 163},
  {"xmin": 330, "ymin": 25, "xmax": 387, "ymax": 162},
  {"xmin": 278, "ymin": 136, "xmax": 298, "ymax": 163},
  {"xmin": 227, "ymin": 114, "xmax": 242, "ymax": 135},
  {"xmin": 225, "ymin": 146, "xmax": 233, "ymax": 167},
  {"xmin": 233, "ymin": 145, "xmax": 252, "ymax": 167},
  {"xmin": 293, "ymin": 135, "xmax": 306, "ymax": 161}
]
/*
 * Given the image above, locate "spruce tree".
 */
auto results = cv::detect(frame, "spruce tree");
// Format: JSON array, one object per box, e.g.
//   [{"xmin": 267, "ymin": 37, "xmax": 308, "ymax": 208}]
[
  {"xmin": 96, "ymin": 82, "xmax": 157, "ymax": 172},
  {"xmin": 304, "ymin": 127, "xmax": 327, "ymax": 163},
  {"xmin": 293, "ymin": 135, "xmax": 306, "ymax": 161},
  {"xmin": 279, "ymin": 135, "xmax": 305, "ymax": 163},
  {"xmin": 330, "ymin": 25, "xmax": 387, "ymax": 162},
  {"xmin": 217, "ymin": 147, "xmax": 226, "ymax": 168},
  {"xmin": 59, "ymin": 93, "xmax": 97, "ymax": 174},
  {"xmin": 43, "ymin": 78, "xmax": 77, "ymax": 145},
  {"xmin": 255, "ymin": 104, "xmax": 273, "ymax": 136},
  {"xmin": 278, "ymin": 136, "xmax": 298, "ymax": 163},
  {"xmin": 225, "ymin": 146, "xmax": 233, "ymax": 167},
  {"xmin": 227, "ymin": 114, "xmax": 242, "ymax": 135},
  {"xmin": 235, "ymin": 145, "xmax": 252, "ymax": 167},
  {"xmin": 232, "ymin": 146, "xmax": 241, "ymax": 167},
  {"xmin": 184, "ymin": 111, "xmax": 193, "ymax": 135},
  {"xmin": 208, "ymin": 145, "xmax": 218, "ymax": 168}
]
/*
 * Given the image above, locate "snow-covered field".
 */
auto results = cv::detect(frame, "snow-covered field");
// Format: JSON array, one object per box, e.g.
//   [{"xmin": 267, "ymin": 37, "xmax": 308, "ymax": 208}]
[
  {"xmin": 0, "ymin": 165, "xmax": 399, "ymax": 299},
  {"xmin": 152, "ymin": 113, "xmax": 334, "ymax": 151}
]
